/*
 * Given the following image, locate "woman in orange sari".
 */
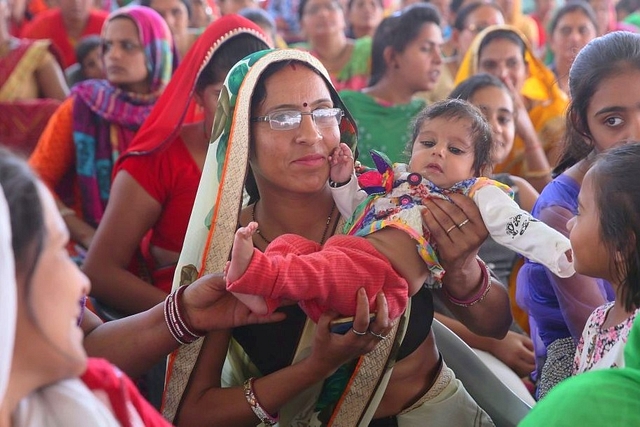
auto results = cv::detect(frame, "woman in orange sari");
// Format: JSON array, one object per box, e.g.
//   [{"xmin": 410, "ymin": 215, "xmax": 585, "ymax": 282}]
[{"xmin": 28, "ymin": 6, "xmax": 174, "ymax": 253}]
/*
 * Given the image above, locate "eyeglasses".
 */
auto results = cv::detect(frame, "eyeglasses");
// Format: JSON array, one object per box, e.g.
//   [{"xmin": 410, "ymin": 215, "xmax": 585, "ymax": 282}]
[{"xmin": 251, "ymin": 108, "xmax": 344, "ymax": 131}]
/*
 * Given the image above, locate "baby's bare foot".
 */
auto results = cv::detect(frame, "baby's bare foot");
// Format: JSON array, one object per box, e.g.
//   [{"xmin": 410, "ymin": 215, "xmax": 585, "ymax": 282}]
[{"xmin": 227, "ymin": 222, "xmax": 258, "ymax": 284}]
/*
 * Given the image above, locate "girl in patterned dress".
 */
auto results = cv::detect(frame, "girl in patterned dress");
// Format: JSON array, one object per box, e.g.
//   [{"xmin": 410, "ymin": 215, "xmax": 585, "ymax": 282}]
[{"xmin": 570, "ymin": 144, "xmax": 640, "ymax": 374}]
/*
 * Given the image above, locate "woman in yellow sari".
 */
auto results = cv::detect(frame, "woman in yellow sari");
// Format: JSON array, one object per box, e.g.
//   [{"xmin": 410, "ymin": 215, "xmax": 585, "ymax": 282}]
[{"xmin": 455, "ymin": 25, "xmax": 568, "ymax": 192}]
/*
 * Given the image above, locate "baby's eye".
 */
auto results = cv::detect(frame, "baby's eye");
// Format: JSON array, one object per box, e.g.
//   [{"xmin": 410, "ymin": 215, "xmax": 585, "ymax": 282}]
[
  {"xmin": 448, "ymin": 146, "xmax": 463, "ymax": 155},
  {"xmin": 604, "ymin": 117, "xmax": 623, "ymax": 127},
  {"xmin": 420, "ymin": 140, "xmax": 435, "ymax": 147}
]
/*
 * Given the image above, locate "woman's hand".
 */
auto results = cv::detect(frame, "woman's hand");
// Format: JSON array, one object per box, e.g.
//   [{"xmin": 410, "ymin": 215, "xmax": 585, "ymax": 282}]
[
  {"xmin": 425, "ymin": 194, "xmax": 511, "ymax": 338},
  {"xmin": 491, "ymin": 331, "xmax": 536, "ymax": 378},
  {"xmin": 422, "ymin": 193, "xmax": 487, "ymax": 275},
  {"xmin": 182, "ymin": 273, "xmax": 286, "ymax": 332},
  {"xmin": 309, "ymin": 289, "xmax": 392, "ymax": 377}
]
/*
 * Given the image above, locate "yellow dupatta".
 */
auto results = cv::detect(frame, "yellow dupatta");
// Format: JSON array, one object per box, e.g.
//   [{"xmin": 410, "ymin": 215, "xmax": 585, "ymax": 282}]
[
  {"xmin": 0, "ymin": 39, "xmax": 52, "ymax": 102},
  {"xmin": 504, "ymin": 0, "xmax": 539, "ymax": 47},
  {"xmin": 454, "ymin": 25, "xmax": 569, "ymax": 177}
]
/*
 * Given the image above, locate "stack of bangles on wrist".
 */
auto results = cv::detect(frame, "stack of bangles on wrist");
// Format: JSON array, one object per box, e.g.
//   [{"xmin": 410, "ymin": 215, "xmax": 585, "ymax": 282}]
[
  {"xmin": 164, "ymin": 285, "xmax": 205, "ymax": 344},
  {"xmin": 244, "ymin": 377, "xmax": 279, "ymax": 426},
  {"xmin": 443, "ymin": 258, "xmax": 492, "ymax": 307}
]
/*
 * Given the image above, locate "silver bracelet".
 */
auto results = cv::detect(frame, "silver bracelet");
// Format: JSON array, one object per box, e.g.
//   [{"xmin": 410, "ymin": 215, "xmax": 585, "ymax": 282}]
[{"xmin": 243, "ymin": 377, "xmax": 278, "ymax": 426}]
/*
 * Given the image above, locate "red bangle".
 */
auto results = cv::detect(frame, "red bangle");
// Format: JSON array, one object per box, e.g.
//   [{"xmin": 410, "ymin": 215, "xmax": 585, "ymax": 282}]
[
  {"xmin": 443, "ymin": 258, "xmax": 492, "ymax": 307},
  {"xmin": 163, "ymin": 285, "xmax": 205, "ymax": 345}
]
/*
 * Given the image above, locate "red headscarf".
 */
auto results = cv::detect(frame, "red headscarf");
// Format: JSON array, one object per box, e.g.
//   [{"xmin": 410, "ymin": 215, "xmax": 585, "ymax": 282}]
[{"xmin": 115, "ymin": 15, "xmax": 270, "ymax": 174}]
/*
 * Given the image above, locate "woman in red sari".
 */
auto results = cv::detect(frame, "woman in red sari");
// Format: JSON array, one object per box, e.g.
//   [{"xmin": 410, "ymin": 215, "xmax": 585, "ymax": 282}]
[{"xmin": 83, "ymin": 15, "xmax": 271, "ymax": 315}]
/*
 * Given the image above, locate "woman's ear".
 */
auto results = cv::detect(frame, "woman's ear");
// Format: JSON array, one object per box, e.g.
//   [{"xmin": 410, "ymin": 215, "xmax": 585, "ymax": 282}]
[
  {"xmin": 383, "ymin": 46, "xmax": 398, "ymax": 70},
  {"xmin": 193, "ymin": 90, "xmax": 205, "ymax": 108}
]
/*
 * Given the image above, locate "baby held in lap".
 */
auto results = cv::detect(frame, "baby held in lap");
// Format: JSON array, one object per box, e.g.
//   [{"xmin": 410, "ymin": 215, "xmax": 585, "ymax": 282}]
[{"xmin": 225, "ymin": 99, "xmax": 573, "ymax": 321}]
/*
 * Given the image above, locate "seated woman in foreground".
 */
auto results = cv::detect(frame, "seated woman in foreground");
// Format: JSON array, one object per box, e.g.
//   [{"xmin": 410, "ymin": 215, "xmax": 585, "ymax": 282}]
[{"xmin": 162, "ymin": 48, "xmax": 512, "ymax": 427}]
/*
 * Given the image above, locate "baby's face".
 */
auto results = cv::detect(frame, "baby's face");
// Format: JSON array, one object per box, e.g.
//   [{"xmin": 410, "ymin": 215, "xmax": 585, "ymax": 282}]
[{"xmin": 408, "ymin": 116, "xmax": 476, "ymax": 189}]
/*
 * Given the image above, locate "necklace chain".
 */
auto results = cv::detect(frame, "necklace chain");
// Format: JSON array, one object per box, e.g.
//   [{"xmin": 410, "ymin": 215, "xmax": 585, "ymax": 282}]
[{"xmin": 252, "ymin": 201, "xmax": 336, "ymax": 245}]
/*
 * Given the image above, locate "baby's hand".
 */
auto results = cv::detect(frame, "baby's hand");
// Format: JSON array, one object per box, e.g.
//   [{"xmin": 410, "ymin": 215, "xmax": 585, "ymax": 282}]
[{"xmin": 329, "ymin": 143, "xmax": 355, "ymax": 185}]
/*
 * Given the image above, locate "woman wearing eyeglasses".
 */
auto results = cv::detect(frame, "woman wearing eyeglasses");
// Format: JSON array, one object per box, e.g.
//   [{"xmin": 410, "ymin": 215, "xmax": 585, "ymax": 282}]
[
  {"xmin": 82, "ymin": 16, "xmax": 270, "ymax": 316},
  {"xmin": 163, "ymin": 47, "xmax": 508, "ymax": 427}
]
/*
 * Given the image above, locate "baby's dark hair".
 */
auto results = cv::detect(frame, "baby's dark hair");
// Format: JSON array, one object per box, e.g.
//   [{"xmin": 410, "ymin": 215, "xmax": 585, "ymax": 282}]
[
  {"xmin": 589, "ymin": 143, "xmax": 640, "ymax": 311},
  {"xmin": 407, "ymin": 98, "xmax": 493, "ymax": 175}
]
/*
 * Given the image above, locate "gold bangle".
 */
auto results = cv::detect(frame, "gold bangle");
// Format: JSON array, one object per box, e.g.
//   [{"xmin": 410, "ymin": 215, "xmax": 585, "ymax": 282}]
[{"xmin": 524, "ymin": 169, "xmax": 552, "ymax": 179}]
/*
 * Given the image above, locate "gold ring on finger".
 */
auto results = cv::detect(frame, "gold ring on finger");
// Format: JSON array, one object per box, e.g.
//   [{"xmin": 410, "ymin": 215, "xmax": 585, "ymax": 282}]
[
  {"xmin": 446, "ymin": 225, "xmax": 456, "ymax": 234},
  {"xmin": 457, "ymin": 218, "xmax": 470, "ymax": 228}
]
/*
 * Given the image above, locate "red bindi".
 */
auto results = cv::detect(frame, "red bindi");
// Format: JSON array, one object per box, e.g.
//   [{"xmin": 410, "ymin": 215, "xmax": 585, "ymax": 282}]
[{"xmin": 303, "ymin": 102, "xmax": 308, "ymax": 107}]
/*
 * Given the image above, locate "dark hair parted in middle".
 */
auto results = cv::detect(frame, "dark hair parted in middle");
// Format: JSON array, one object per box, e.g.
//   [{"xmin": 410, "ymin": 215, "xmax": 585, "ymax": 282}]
[
  {"xmin": 477, "ymin": 27, "xmax": 526, "ymax": 61},
  {"xmin": 369, "ymin": 3, "xmax": 441, "ymax": 86},
  {"xmin": 554, "ymin": 31, "xmax": 640, "ymax": 175},
  {"xmin": 407, "ymin": 98, "xmax": 493, "ymax": 176},
  {"xmin": 453, "ymin": 2, "xmax": 504, "ymax": 31},
  {"xmin": 548, "ymin": 1, "xmax": 597, "ymax": 36}
]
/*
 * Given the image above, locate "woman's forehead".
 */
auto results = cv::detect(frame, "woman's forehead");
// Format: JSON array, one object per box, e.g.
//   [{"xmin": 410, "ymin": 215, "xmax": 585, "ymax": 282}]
[{"xmin": 262, "ymin": 65, "xmax": 332, "ymax": 102}]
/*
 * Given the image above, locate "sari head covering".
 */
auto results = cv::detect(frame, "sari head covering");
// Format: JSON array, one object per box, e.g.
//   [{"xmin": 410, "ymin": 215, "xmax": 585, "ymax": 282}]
[
  {"xmin": 71, "ymin": 5, "xmax": 174, "ymax": 227},
  {"xmin": 115, "ymin": 14, "xmax": 270, "ymax": 171},
  {"xmin": 519, "ymin": 316, "xmax": 640, "ymax": 427},
  {"xmin": 502, "ymin": 0, "xmax": 539, "ymax": 46},
  {"xmin": 0, "ymin": 155, "xmax": 121, "ymax": 426},
  {"xmin": 0, "ymin": 185, "xmax": 15, "ymax": 404},
  {"xmin": 454, "ymin": 25, "xmax": 569, "ymax": 177},
  {"xmin": 162, "ymin": 48, "xmax": 359, "ymax": 423}
]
